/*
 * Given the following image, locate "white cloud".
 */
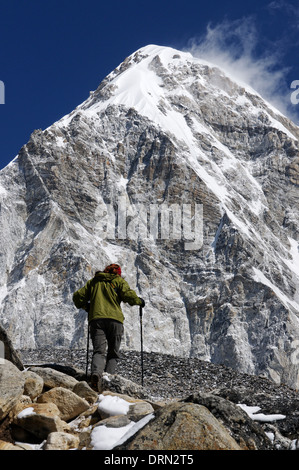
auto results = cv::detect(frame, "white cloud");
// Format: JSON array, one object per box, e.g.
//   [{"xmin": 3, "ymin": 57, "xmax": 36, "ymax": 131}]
[{"xmin": 185, "ymin": 17, "xmax": 299, "ymax": 124}]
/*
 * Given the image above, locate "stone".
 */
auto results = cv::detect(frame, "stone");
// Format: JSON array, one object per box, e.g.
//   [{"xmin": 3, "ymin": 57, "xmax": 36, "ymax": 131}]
[
  {"xmin": 29, "ymin": 366, "xmax": 78, "ymax": 390},
  {"xmin": 37, "ymin": 386, "xmax": 90, "ymax": 421},
  {"xmin": 43, "ymin": 431, "xmax": 80, "ymax": 450},
  {"xmin": 9, "ymin": 395, "xmax": 32, "ymax": 418},
  {"xmin": 116, "ymin": 401, "xmax": 241, "ymax": 450},
  {"xmin": 22, "ymin": 370, "xmax": 44, "ymax": 400},
  {"xmin": 13, "ymin": 402, "xmax": 69, "ymax": 440},
  {"xmin": 73, "ymin": 380, "xmax": 98, "ymax": 404},
  {"xmin": 127, "ymin": 401, "xmax": 155, "ymax": 422},
  {"xmin": 0, "ymin": 360, "xmax": 25, "ymax": 420}
]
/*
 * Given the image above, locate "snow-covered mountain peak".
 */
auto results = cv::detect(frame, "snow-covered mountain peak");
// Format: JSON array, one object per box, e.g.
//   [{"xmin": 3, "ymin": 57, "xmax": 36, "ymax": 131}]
[{"xmin": 58, "ymin": 44, "xmax": 299, "ymax": 153}]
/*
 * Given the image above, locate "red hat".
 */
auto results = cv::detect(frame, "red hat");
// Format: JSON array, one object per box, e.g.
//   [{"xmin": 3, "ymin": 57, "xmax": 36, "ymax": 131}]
[{"xmin": 104, "ymin": 264, "xmax": 121, "ymax": 276}]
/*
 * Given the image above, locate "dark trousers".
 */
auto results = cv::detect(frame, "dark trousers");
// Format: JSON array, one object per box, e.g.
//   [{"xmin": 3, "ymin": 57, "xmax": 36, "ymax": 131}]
[{"xmin": 89, "ymin": 318, "xmax": 124, "ymax": 377}]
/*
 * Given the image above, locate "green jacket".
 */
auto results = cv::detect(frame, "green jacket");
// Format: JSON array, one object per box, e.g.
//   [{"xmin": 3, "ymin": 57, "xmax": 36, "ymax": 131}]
[{"xmin": 72, "ymin": 272, "xmax": 142, "ymax": 323}]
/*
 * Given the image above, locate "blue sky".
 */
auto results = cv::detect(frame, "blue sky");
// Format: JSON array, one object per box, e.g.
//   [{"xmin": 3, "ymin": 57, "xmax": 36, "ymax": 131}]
[{"xmin": 1, "ymin": 0, "xmax": 299, "ymax": 170}]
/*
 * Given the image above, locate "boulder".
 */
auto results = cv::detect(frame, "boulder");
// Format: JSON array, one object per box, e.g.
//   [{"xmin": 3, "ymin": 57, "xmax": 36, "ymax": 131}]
[
  {"xmin": 73, "ymin": 380, "xmax": 98, "ymax": 404},
  {"xmin": 37, "ymin": 386, "xmax": 90, "ymax": 421},
  {"xmin": 22, "ymin": 370, "xmax": 44, "ymax": 400},
  {"xmin": 116, "ymin": 401, "xmax": 241, "ymax": 450},
  {"xmin": 43, "ymin": 431, "xmax": 80, "ymax": 450},
  {"xmin": 29, "ymin": 366, "xmax": 78, "ymax": 390},
  {"xmin": 9, "ymin": 395, "xmax": 32, "ymax": 418},
  {"xmin": 0, "ymin": 360, "xmax": 25, "ymax": 420},
  {"xmin": 13, "ymin": 403, "xmax": 69, "ymax": 440}
]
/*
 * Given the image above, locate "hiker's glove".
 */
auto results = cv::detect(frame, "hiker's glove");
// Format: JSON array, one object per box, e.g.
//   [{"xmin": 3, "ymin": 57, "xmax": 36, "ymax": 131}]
[
  {"xmin": 84, "ymin": 302, "xmax": 90, "ymax": 313},
  {"xmin": 139, "ymin": 298, "xmax": 145, "ymax": 308}
]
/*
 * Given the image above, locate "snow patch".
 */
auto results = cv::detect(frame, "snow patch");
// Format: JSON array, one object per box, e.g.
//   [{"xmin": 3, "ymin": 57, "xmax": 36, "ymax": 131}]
[
  {"xmin": 97, "ymin": 394, "xmax": 131, "ymax": 416},
  {"xmin": 17, "ymin": 407, "xmax": 36, "ymax": 418},
  {"xmin": 238, "ymin": 404, "xmax": 286, "ymax": 422},
  {"xmin": 252, "ymin": 267, "xmax": 299, "ymax": 313}
]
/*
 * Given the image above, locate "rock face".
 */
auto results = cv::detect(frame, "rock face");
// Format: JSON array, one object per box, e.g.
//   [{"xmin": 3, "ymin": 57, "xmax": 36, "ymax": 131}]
[{"xmin": 0, "ymin": 44, "xmax": 299, "ymax": 388}]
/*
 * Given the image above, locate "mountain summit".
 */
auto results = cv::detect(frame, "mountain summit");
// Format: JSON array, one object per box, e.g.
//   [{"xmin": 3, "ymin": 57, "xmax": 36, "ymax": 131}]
[{"xmin": 0, "ymin": 45, "xmax": 299, "ymax": 388}]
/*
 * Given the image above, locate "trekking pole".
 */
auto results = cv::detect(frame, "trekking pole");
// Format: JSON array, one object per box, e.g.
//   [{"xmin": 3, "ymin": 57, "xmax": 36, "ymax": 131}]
[
  {"xmin": 139, "ymin": 305, "xmax": 144, "ymax": 387},
  {"xmin": 86, "ymin": 322, "xmax": 90, "ymax": 381}
]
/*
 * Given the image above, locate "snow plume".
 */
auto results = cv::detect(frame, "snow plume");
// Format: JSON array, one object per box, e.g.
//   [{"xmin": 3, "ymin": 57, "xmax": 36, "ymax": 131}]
[{"xmin": 186, "ymin": 17, "xmax": 298, "ymax": 123}]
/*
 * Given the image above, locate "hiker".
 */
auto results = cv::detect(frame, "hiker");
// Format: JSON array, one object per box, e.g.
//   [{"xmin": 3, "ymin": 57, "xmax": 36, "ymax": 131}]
[{"xmin": 72, "ymin": 263, "xmax": 145, "ymax": 390}]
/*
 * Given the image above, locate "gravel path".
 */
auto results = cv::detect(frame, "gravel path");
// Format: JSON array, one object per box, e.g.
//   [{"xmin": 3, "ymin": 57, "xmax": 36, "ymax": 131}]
[{"xmin": 20, "ymin": 348, "xmax": 298, "ymax": 402}]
